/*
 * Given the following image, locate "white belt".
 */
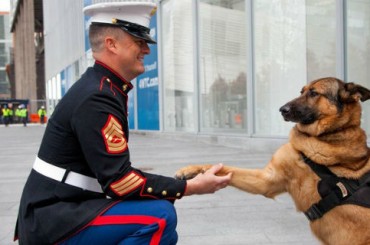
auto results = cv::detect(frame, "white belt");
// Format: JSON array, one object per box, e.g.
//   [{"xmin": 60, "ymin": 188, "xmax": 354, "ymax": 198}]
[{"xmin": 33, "ymin": 157, "xmax": 103, "ymax": 193}]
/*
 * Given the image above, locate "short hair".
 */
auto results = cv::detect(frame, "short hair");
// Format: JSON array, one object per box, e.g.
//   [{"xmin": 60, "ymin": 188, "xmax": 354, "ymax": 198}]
[{"xmin": 88, "ymin": 25, "xmax": 125, "ymax": 52}]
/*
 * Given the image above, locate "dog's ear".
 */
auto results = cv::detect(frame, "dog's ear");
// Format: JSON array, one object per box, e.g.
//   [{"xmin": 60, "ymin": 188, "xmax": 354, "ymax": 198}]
[{"xmin": 339, "ymin": 82, "xmax": 370, "ymax": 103}]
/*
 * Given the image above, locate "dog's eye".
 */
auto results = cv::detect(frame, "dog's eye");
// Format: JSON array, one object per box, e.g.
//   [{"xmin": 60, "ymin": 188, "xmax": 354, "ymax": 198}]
[{"xmin": 309, "ymin": 90, "xmax": 319, "ymax": 97}]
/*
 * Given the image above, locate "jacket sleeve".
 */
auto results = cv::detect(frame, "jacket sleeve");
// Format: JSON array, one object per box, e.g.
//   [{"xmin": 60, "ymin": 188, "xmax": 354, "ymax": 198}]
[{"xmin": 71, "ymin": 91, "xmax": 187, "ymax": 200}]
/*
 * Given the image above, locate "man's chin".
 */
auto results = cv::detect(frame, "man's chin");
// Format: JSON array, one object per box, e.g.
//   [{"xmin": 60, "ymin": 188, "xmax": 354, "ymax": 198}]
[{"xmin": 137, "ymin": 66, "xmax": 145, "ymax": 75}]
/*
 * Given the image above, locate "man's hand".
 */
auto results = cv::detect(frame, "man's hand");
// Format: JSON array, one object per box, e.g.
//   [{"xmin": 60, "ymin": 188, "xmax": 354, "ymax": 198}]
[{"xmin": 184, "ymin": 163, "xmax": 232, "ymax": 196}]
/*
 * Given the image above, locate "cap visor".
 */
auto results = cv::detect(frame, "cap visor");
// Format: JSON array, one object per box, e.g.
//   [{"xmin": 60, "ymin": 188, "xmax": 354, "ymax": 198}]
[{"xmin": 123, "ymin": 28, "xmax": 156, "ymax": 44}]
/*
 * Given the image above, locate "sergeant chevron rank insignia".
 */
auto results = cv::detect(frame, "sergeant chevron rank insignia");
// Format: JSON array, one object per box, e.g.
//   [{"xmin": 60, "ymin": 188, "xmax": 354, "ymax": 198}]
[
  {"xmin": 110, "ymin": 171, "xmax": 144, "ymax": 196},
  {"xmin": 101, "ymin": 115, "xmax": 127, "ymax": 153}
]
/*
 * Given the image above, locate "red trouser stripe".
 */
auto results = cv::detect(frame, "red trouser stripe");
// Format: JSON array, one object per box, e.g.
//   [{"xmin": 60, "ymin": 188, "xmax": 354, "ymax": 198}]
[{"xmin": 90, "ymin": 215, "xmax": 166, "ymax": 245}]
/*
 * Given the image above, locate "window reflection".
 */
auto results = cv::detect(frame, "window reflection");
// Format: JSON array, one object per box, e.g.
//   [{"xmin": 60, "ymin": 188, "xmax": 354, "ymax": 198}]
[
  {"xmin": 347, "ymin": 0, "xmax": 370, "ymax": 132},
  {"xmin": 306, "ymin": 0, "xmax": 337, "ymax": 81},
  {"xmin": 162, "ymin": 0, "xmax": 195, "ymax": 132},
  {"xmin": 254, "ymin": 0, "xmax": 337, "ymax": 136},
  {"xmin": 199, "ymin": 0, "xmax": 247, "ymax": 132}
]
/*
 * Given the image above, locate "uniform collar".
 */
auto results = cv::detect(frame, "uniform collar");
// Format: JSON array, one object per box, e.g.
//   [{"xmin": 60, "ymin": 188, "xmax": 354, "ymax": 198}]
[{"xmin": 94, "ymin": 60, "xmax": 134, "ymax": 94}]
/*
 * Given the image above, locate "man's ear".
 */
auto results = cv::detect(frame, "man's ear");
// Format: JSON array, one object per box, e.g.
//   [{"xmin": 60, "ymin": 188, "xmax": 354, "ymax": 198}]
[
  {"xmin": 105, "ymin": 37, "xmax": 117, "ymax": 53},
  {"xmin": 339, "ymin": 82, "xmax": 370, "ymax": 103}
]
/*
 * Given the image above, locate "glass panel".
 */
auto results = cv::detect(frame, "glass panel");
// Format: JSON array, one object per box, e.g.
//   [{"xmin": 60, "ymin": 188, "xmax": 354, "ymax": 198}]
[
  {"xmin": 254, "ymin": 0, "xmax": 336, "ymax": 136},
  {"xmin": 0, "ymin": 16, "xmax": 4, "ymax": 39},
  {"xmin": 0, "ymin": 70, "xmax": 6, "ymax": 81},
  {"xmin": 306, "ymin": 0, "xmax": 337, "ymax": 81},
  {"xmin": 254, "ymin": 0, "xmax": 306, "ymax": 136},
  {"xmin": 161, "ymin": 0, "xmax": 195, "ymax": 132},
  {"xmin": 198, "ymin": 0, "xmax": 247, "ymax": 133},
  {"xmin": 346, "ymin": 0, "xmax": 370, "ymax": 133}
]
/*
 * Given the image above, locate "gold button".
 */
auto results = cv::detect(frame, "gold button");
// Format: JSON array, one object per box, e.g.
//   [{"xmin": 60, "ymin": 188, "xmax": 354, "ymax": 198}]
[
  {"xmin": 162, "ymin": 190, "xmax": 167, "ymax": 196},
  {"xmin": 176, "ymin": 192, "xmax": 181, "ymax": 197},
  {"xmin": 122, "ymin": 84, "xmax": 128, "ymax": 91},
  {"xmin": 147, "ymin": 187, "xmax": 153, "ymax": 193}
]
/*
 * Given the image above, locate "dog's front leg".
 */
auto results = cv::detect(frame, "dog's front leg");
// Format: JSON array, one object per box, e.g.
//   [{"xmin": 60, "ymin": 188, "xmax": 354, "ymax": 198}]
[
  {"xmin": 223, "ymin": 164, "xmax": 286, "ymax": 199},
  {"xmin": 175, "ymin": 163, "xmax": 286, "ymax": 199}
]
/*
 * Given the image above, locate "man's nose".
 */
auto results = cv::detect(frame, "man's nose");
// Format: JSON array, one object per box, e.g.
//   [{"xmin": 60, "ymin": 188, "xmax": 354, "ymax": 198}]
[{"xmin": 142, "ymin": 42, "xmax": 150, "ymax": 54}]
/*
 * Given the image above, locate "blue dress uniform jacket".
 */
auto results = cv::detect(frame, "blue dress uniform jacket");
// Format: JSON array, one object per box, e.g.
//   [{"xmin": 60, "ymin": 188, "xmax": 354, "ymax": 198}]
[{"xmin": 15, "ymin": 61, "xmax": 187, "ymax": 245}]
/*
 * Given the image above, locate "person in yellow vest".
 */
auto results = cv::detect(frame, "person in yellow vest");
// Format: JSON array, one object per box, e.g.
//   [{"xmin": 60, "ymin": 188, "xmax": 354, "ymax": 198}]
[
  {"xmin": 2, "ymin": 105, "xmax": 10, "ymax": 127},
  {"xmin": 19, "ymin": 104, "xmax": 28, "ymax": 127},
  {"xmin": 8, "ymin": 103, "xmax": 14, "ymax": 124},
  {"xmin": 38, "ymin": 106, "xmax": 46, "ymax": 124},
  {"xmin": 15, "ymin": 105, "xmax": 22, "ymax": 123}
]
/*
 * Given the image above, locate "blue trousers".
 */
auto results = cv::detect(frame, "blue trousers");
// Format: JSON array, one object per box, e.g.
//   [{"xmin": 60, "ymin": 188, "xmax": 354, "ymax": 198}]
[{"xmin": 59, "ymin": 200, "xmax": 178, "ymax": 245}]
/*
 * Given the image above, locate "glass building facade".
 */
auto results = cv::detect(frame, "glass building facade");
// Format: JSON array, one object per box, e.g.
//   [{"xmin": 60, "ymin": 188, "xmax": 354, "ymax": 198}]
[
  {"xmin": 42, "ymin": 0, "xmax": 370, "ymax": 141},
  {"xmin": 160, "ymin": 0, "xmax": 370, "ymax": 137}
]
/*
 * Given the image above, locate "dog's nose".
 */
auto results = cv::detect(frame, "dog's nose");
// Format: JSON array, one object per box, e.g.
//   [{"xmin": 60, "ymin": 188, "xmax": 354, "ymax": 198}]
[{"xmin": 279, "ymin": 105, "xmax": 290, "ymax": 114}]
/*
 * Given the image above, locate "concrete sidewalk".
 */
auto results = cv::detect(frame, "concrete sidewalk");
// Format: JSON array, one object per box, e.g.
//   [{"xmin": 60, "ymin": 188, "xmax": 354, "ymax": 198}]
[{"xmin": 0, "ymin": 124, "xmax": 318, "ymax": 245}]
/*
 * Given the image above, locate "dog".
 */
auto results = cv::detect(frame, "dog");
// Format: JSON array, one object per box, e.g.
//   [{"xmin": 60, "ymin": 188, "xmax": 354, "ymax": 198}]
[{"xmin": 175, "ymin": 77, "xmax": 370, "ymax": 245}]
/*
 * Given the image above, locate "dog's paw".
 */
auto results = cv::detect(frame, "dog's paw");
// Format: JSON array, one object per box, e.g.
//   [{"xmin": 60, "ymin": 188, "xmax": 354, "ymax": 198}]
[{"xmin": 175, "ymin": 165, "xmax": 208, "ymax": 180}]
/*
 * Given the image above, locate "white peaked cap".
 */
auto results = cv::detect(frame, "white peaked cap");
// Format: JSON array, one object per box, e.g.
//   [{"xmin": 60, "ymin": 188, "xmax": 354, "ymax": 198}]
[{"xmin": 83, "ymin": 2, "xmax": 157, "ymax": 43}]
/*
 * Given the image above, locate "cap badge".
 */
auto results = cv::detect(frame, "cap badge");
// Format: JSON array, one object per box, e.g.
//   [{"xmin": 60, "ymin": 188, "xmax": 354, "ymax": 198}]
[{"xmin": 112, "ymin": 18, "xmax": 117, "ymax": 24}]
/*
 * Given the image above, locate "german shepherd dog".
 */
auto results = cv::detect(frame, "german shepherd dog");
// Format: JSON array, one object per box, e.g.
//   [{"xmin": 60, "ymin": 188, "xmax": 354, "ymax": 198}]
[{"xmin": 175, "ymin": 77, "xmax": 370, "ymax": 245}]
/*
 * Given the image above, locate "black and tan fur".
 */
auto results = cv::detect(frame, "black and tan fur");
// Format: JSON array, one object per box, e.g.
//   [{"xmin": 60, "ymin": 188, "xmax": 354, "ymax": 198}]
[{"xmin": 175, "ymin": 77, "xmax": 370, "ymax": 245}]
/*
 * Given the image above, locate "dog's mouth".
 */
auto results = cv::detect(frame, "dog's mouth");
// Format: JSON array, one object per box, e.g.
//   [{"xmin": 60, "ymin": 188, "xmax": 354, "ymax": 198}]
[{"xmin": 279, "ymin": 104, "xmax": 317, "ymax": 124}]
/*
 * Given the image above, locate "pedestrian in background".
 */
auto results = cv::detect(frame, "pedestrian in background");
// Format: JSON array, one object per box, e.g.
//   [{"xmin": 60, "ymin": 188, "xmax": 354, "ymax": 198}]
[
  {"xmin": 8, "ymin": 103, "xmax": 14, "ymax": 124},
  {"xmin": 15, "ymin": 105, "xmax": 21, "ymax": 123},
  {"xmin": 18, "ymin": 104, "xmax": 28, "ymax": 127},
  {"xmin": 2, "ymin": 105, "xmax": 10, "ymax": 127},
  {"xmin": 37, "ymin": 105, "xmax": 46, "ymax": 124},
  {"xmin": 15, "ymin": 2, "xmax": 231, "ymax": 245}
]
